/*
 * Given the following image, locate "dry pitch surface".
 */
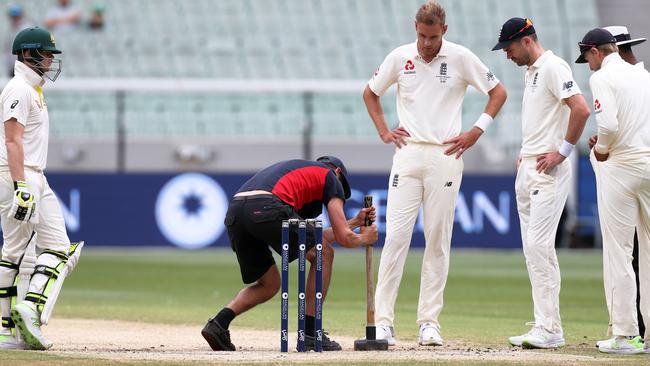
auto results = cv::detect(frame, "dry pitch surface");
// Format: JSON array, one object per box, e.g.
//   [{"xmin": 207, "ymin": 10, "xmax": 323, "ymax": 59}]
[{"xmin": 38, "ymin": 318, "xmax": 634, "ymax": 365}]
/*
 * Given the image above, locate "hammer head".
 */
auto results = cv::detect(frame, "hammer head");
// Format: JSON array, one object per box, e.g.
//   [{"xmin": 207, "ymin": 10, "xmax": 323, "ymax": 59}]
[{"xmin": 353, "ymin": 338, "xmax": 389, "ymax": 351}]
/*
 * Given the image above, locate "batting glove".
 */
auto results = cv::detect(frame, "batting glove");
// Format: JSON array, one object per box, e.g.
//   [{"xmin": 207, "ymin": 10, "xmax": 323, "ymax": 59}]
[{"xmin": 9, "ymin": 181, "xmax": 36, "ymax": 223}]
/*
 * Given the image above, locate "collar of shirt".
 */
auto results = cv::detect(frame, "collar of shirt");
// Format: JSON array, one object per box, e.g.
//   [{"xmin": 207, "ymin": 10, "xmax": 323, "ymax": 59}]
[
  {"xmin": 601, "ymin": 52, "xmax": 623, "ymax": 69},
  {"xmin": 413, "ymin": 38, "xmax": 449, "ymax": 63},
  {"xmin": 14, "ymin": 60, "xmax": 45, "ymax": 88},
  {"xmin": 636, "ymin": 61, "xmax": 645, "ymax": 69},
  {"xmin": 528, "ymin": 50, "xmax": 553, "ymax": 70}
]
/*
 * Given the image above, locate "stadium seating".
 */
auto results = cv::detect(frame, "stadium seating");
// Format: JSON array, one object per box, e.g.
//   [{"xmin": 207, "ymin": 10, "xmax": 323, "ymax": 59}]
[{"xmin": 1, "ymin": 0, "xmax": 599, "ymax": 146}]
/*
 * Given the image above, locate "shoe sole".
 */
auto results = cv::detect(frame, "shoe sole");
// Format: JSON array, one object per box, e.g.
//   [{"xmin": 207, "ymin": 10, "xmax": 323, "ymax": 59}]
[
  {"xmin": 305, "ymin": 345, "xmax": 343, "ymax": 351},
  {"xmin": 419, "ymin": 340, "xmax": 443, "ymax": 346},
  {"xmin": 522, "ymin": 340, "xmax": 565, "ymax": 349},
  {"xmin": 597, "ymin": 346, "xmax": 644, "ymax": 354},
  {"xmin": 201, "ymin": 329, "xmax": 235, "ymax": 351},
  {"xmin": 305, "ymin": 342, "xmax": 343, "ymax": 352},
  {"xmin": 377, "ymin": 338, "xmax": 396, "ymax": 346},
  {"xmin": 10, "ymin": 307, "xmax": 50, "ymax": 351},
  {"xmin": 598, "ymin": 348, "xmax": 646, "ymax": 355}
]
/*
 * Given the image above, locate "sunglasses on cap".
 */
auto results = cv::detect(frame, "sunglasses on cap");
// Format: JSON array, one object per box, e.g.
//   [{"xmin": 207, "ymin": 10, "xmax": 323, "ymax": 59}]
[
  {"xmin": 577, "ymin": 42, "xmax": 599, "ymax": 55},
  {"xmin": 507, "ymin": 18, "xmax": 534, "ymax": 40}
]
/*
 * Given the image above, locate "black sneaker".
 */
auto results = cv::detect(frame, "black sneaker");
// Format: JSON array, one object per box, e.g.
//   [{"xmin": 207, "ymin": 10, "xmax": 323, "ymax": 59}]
[
  {"xmin": 201, "ymin": 318, "xmax": 236, "ymax": 351},
  {"xmin": 304, "ymin": 331, "xmax": 342, "ymax": 351}
]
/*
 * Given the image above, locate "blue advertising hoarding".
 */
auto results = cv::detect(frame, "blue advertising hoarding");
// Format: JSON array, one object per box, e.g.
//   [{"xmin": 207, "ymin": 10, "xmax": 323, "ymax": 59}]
[{"xmin": 47, "ymin": 172, "xmax": 521, "ymax": 249}]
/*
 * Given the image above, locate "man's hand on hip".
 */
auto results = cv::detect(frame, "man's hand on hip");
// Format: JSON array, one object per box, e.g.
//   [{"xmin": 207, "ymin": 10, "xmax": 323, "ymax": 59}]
[
  {"xmin": 9, "ymin": 181, "xmax": 36, "ymax": 223},
  {"xmin": 594, "ymin": 150, "xmax": 609, "ymax": 162},
  {"xmin": 536, "ymin": 152, "xmax": 566, "ymax": 174},
  {"xmin": 443, "ymin": 127, "xmax": 483, "ymax": 159},
  {"xmin": 380, "ymin": 127, "xmax": 410, "ymax": 148}
]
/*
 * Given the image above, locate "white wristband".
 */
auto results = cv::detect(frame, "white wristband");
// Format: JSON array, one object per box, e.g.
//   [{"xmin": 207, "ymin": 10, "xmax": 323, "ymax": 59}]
[
  {"xmin": 473, "ymin": 113, "xmax": 494, "ymax": 132},
  {"xmin": 558, "ymin": 140, "xmax": 574, "ymax": 157}
]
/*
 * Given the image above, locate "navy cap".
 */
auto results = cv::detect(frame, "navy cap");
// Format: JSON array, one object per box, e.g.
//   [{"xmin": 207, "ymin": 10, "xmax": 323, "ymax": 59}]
[
  {"xmin": 492, "ymin": 17, "xmax": 536, "ymax": 51},
  {"xmin": 316, "ymin": 155, "xmax": 351, "ymax": 199},
  {"xmin": 575, "ymin": 28, "xmax": 617, "ymax": 63}
]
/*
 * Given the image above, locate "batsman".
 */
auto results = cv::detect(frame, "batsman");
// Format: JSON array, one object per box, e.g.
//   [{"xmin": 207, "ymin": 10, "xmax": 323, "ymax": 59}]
[{"xmin": 0, "ymin": 27, "xmax": 83, "ymax": 350}]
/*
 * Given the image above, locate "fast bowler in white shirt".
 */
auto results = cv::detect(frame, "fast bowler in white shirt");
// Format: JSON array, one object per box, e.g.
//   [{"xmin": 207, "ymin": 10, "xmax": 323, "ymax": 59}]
[
  {"xmin": 363, "ymin": 0, "xmax": 507, "ymax": 347},
  {"xmin": 493, "ymin": 17, "xmax": 590, "ymax": 349}
]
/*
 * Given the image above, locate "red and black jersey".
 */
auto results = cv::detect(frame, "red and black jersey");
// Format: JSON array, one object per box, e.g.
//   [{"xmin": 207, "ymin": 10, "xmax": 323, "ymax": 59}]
[{"xmin": 237, "ymin": 159, "xmax": 345, "ymax": 218}]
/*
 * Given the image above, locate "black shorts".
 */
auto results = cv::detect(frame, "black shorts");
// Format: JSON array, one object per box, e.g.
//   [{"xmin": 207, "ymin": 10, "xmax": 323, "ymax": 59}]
[{"xmin": 224, "ymin": 195, "xmax": 314, "ymax": 284}]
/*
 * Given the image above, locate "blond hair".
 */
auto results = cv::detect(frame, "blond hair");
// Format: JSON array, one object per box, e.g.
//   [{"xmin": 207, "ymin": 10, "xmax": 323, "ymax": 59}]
[
  {"xmin": 415, "ymin": 1, "xmax": 446, "ymax": 26},
  {"xmin": 597, "ymin": 43, "xmax": 618, "ymax": 57}
]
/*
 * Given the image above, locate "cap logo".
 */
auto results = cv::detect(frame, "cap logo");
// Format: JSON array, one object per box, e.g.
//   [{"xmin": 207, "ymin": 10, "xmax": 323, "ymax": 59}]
[{"xmin": 507, "ymin": 18, "xmax": 534, "ymax": 40}]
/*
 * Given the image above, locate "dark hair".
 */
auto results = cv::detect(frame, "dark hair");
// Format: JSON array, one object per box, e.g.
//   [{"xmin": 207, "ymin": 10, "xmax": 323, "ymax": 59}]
[{"xmin": 618, "ymin": 44, "xmax": 632, "ymax": 52}]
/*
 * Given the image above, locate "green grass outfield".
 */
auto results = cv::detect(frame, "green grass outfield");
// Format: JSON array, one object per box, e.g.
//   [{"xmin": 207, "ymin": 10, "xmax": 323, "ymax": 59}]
[{"xmin": 2, "ymin": 247, "xmax": 648, "ymax": 365}]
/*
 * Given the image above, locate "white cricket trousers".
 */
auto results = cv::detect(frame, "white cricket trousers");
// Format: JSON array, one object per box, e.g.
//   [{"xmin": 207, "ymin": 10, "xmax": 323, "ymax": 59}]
[
  {"xmin": 375, "ymin": 143, "xmax": 463, "ymax": 327},
  {"xmin": 515, "ymin": 157, "xmax": 570, "ymax": 335},
  {"xmin": 0, "ymin": 168, "xmax": 70, "ymax": 262},
  {"xmin": 591, "ymin": 153, "xmax": 650, "ymax": 338}
]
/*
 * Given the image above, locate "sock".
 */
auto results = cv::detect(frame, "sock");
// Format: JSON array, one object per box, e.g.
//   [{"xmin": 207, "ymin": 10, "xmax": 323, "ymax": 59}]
[
  {"xmin": 306, "ymin": 315, "xmax": 315, "ymax": 336},
  {"xmin": 214, "ymin": 308, "xmax": 236, "ymax": 329}
]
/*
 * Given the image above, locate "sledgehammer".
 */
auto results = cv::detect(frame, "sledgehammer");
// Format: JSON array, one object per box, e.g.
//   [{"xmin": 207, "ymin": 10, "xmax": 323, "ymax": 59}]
[{"xmin": 354, "ymin": 195, "xmax": 389, "ymax": 351}]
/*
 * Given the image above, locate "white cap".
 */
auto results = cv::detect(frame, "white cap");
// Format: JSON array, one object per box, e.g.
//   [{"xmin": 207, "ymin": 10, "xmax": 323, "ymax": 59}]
[{"xmin": 603, "ymin": 25, "xmax": 646, "ymax": 47}]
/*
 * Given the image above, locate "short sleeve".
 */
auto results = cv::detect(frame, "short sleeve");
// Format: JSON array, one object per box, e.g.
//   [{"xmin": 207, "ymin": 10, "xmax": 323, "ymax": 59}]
[
  {"xmin": 461, "ymin": 50, "xmax": 500, "ymax": 95},
  {"xmin": 547, "ymin": 61, "xmax": 581, "ymax": 101},
  {"xmin": 367, "ymin": 50, "xmax": 399, "ymax": 96},
  {"xmin": 322, "ymin": 171, "xmax": 346, "ymax": 205},
  {"xmin": 2, "ymin": 85, "xmax": 31, "ymax": 126},
  {"xmin": 589, "ymin": 72, "xmax": 619, "ymax": 152}
]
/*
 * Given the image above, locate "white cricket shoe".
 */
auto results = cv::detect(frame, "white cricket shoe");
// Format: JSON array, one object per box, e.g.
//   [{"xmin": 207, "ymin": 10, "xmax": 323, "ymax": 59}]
[
  {"xmin": 418, "ymin": 322, "xmax": 443, "ymax": 346},
  {"xmin": 0, "ymin": 333, "xmax": 24, "ymax": 349},
  {"xmin": 597, "ymin": 336, "xmax": 644, "ymax": 354},
  {"xmin": 11, "ymin": 302, "xmax": 52, "ymax": 350},
  {"xmin": 376, "ymin": 324, "xmax": 396, "ymax": 346},
  {"xmin": 508, "ymin": 322, "xmax": 536, "ymax": 346},
  {"xmin": 521, "ymin": 326, "xmax": 565, "ymax": 349}
]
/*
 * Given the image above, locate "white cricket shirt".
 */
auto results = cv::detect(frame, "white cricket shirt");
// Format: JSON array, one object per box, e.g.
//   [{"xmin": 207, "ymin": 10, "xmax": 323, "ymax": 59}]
[
  {"xmin": 0, "ymin": 61, "xmax": 50, "ymax": 170},
  {"xmin": 590, "ymin": 53, "xmax": 650, "ymax": 161},
  {"xmin": 368, "ymin": 39, "xmax": 500, "ymax": 145},
  {"xmin": 520, "ymin": 51, "xmax": 581, "ymax": 157}
]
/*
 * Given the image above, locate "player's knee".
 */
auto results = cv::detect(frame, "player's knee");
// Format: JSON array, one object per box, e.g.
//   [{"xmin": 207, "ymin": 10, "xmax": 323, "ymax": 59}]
[
  {"xmin": 260, "ymin": 277, "xmax": 281, "ymax": 301},
  {"xmin": 269, "ymin": 280, "xmax": 281, "ymax": 297},
  {"xmin": 259, "ymin": 266, "xmax": 281, "ymax": 294}
]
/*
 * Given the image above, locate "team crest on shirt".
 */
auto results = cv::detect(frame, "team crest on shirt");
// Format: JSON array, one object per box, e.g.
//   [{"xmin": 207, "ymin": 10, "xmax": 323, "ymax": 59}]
[
  {"xmin": 436, "ymin": 62, "xmax": 451, "ymax": 83},
  {"xmin": 404, "ymin": 60, "xmax": 416, "ymax": 74},
  {"xmin": 594, "ymin": 99, "xmax": 602, "ymax": 114},
  {"xmin": 528, "ymin": 72, "xmax": 540, "ymax": 93}
]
